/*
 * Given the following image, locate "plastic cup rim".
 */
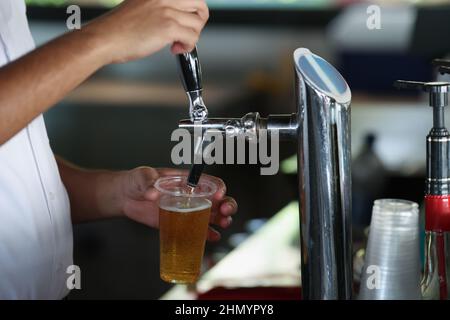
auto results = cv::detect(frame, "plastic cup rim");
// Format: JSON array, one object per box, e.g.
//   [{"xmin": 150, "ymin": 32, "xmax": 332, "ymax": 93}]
[{"xmin": 154, "ymin": 175, "xmax": 218, "ymax": 198}]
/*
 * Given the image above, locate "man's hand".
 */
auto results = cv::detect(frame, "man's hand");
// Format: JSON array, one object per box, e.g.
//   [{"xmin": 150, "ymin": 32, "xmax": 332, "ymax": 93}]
[
  {"xmin": 118, "ymin": 167, "xmax": 237, "ymax": 241},
  {"xmin": 84, "ymin": 0, "xmax": 209, "ymax": 64},
  {"xmin": 57, "ymin": 159, "xmax": 237, "ymax": 241},
  {"xmin": 0, "ymin": 0, "xmax": 209, "ymax": 145}
]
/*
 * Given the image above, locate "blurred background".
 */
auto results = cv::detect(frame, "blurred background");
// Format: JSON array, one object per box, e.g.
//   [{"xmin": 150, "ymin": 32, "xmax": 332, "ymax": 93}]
[{"xmin": 24, "ymin": 0, "xmax": 450, "ymax": 299}]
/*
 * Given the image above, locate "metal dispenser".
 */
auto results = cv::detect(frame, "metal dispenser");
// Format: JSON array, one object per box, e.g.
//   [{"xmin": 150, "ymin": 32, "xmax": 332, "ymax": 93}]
[
  {"xmin": 176, "ymin": 48, "xmax": 353, "ymax": 299},
  {"xmin": 176, "ymin": 47, "xmax": 207, "ymax": 187},
  {"xmin": 395, "ymin": 79, "xmax": 450, "ymax": 300}
]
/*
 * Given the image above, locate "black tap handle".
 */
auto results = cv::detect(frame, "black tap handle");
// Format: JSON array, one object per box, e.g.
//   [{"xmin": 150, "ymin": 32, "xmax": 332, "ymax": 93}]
[{"xmin": 176, "ymin": 47, "xmax": 202, "ymax": 92}]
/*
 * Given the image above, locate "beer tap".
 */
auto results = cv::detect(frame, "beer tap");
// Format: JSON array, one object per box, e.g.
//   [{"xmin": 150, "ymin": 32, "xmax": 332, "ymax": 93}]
[
  {"xmin": 176, "ymin": 47, "xmax": 208, "ymax": 188},
  {"xmin": 178, "ymin": 48, "xmax": 353, "ymax": 299},
  {"xmin": 394, "ymin": 79, "xmax": 450, "ymax": 300}
]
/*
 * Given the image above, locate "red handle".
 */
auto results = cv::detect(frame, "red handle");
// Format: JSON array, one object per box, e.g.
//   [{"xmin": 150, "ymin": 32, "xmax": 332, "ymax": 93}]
[{"xmin": 425, "ymin": 195, "xmax": 450, "ymax": 232}]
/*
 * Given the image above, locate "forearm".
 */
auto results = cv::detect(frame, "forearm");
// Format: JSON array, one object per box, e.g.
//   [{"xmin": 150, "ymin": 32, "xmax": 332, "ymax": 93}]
[
  {"xmin": 0, "ymin": 29, "xmax": 108, "ymax": 145},
  {"xmin": 0, "ymin": 0, "xmax": 209, "ymax": 146},
  {"xmin": 56, "ymin": 157, "xmax": 125, "ymax": 223}
]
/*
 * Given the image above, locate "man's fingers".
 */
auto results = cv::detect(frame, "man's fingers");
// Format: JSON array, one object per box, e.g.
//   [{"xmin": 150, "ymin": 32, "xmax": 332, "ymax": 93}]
[
  {"xmin": 156, "ymin": 168, "xmax": 188, "ymax": 177},
  {"xmin": 170, "ymin": 0, "xmax": 210, "ymax": 21},
  {"xmin": 167, "ymin": 22, "xmax": 199, "ymax": 53},
  {"xmin": 171, "ymin": 42, "xmax": 186, "ymax": 55},
  {"xmin": 136, "ymin": 166, "xmax": 159, "ymax": 186},
  {"xmin": 144, "ymin": 188, "xmax": 160, "ymax": 201},
  {"xmin": 220, "ymin": 197, "xmax": 238, "ymax": 216},
  {"xmin": 144, "ymin": 168, "xmax": 187, "ymax": 200},
  {"xmin": 207, "ymin": 226, "xmax": 221, "ymax": 242},
  {"xmin": 202, "ymin": 175, "xmax": 226, "ymax": 200},
  {"xmin": 210, "ymin": 197, "xmax": 237, "ymax": 227},
  {"xmin": 162, "ymin": 7, "xmax": 206, "ymax": 34},
  {"xmin": 211, "ymin": 214, "xmax": 233, "ymax": 228}
]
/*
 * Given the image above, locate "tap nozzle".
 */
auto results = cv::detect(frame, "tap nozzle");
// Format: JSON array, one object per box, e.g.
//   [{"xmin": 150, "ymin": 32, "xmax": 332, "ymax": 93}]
[{"xmin": 176, "ymin": 47, "xmax": 209, "ymax": 187}]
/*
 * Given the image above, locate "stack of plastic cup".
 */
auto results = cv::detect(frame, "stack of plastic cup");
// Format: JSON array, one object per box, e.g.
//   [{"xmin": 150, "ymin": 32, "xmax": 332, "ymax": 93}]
[{"xmin": 358, "ymin": 199, "xmax": 422, "ymax": 300}]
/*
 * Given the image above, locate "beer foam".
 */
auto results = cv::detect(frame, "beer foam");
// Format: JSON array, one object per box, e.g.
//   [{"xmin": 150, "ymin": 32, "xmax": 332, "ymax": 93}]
[{"xmin": 160, "ymin": 199, "xmax": 211, "ymax": 213}]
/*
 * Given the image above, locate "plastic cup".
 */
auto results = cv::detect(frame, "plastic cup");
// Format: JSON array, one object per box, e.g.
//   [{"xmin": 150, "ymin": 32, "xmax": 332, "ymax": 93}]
[
  {"xmin": 358, "ymin": 199, "xmax": 422, "ymax": 300},
  {"xmin": 155, "ymin": 176, "xmax": 217, "ymax": 284}
]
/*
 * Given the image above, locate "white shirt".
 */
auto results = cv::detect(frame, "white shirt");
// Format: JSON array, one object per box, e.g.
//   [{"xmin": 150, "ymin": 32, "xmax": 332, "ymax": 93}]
[{"xmin": 0, "ymin": 0, "xmax": 73, "ymax": 299}]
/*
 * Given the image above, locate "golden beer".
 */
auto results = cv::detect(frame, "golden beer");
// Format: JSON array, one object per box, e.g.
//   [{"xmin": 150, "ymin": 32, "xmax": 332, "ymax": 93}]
[
  {"xmin": 159, "ymin": 199, "xmax": 212, "ymax": 283},
  {"xmin": 155, "ymin": 176, "xmax": 217, "ymax": 284}
]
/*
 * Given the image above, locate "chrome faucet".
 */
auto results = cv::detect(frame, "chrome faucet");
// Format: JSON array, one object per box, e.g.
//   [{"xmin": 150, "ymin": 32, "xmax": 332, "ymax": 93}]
[{"xmin": 176, "ymin": 48, "xmax": 353, "ymax": 299}]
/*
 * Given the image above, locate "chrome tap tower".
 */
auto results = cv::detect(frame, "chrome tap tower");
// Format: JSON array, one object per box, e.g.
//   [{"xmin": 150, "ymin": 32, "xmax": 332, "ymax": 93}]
[{"xmin": 177, "ymin": 48, "xmax": 353, "ymax": 299}]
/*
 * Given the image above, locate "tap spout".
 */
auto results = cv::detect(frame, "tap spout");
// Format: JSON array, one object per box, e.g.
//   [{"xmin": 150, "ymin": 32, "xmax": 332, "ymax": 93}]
[{"xmin": 179, "ymin": 113, "xmax": 298, "ymax": 141}]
